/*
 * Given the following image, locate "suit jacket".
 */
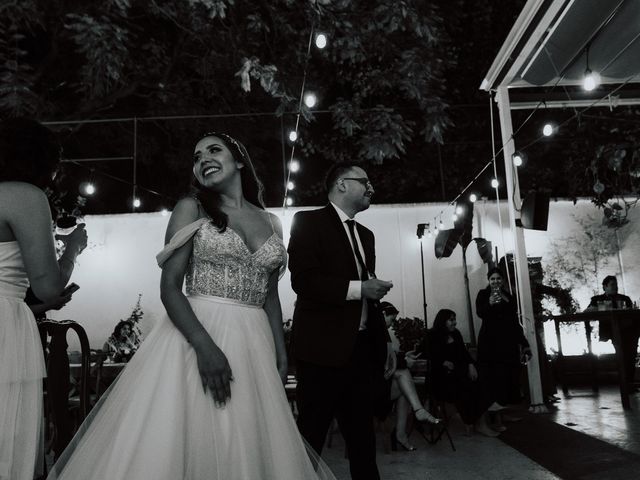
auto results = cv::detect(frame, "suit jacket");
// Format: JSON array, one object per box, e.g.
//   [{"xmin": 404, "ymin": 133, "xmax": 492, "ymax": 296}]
[{"xmin": 288, "ymin": 205, "xmax": 387, "ymax": 368}]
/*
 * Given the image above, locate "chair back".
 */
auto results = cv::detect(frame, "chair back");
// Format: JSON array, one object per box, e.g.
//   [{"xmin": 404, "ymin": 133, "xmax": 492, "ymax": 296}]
[{"xmin": 38, "ymin": 319, "xmax": 90, "ymax": 458}]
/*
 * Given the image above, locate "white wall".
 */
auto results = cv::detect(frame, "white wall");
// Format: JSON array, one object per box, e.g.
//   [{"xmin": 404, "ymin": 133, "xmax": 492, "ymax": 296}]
[{"xmin": 50, "ymin": 200, "xmax": 640, "ymax": 352}]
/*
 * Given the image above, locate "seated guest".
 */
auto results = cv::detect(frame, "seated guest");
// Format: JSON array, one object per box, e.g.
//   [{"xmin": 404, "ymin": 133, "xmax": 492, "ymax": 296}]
[
  {"xmin": 424, "ymin": 309, "xmax": 498, "ymax": 436},
  {"xmin": 379, "ymin": 302, "xmax": 440, "ymax": 451},
  {"xmin": 103, "ymin": 320, "xmax": 140, "ymax": 362},
  {"xmin": 586, "ymin": 275, "xmax": 637, "ymax": 386}
]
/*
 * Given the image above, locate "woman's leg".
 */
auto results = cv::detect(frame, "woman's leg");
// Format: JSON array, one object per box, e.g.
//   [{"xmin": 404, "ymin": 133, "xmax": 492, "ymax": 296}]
[{"xmin": 394, "ymin": 369, "xmax": 440, "ymax": 423}]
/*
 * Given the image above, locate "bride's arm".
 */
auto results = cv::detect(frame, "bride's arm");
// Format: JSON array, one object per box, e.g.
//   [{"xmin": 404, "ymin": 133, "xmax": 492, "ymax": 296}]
[{"xmin": 160, "ymin": 197, "xmax": 233, "ymax": 406}]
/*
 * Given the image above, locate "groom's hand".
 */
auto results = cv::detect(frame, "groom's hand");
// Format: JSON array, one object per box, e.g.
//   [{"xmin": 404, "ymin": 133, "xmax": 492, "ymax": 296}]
[{"xmin": 362, "ymin": 279, "xmax": 393, "ymax": 300}]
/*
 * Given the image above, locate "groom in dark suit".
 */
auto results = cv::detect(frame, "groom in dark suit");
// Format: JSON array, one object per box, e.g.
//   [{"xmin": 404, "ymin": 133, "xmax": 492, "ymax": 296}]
[{"xmin": 288, "ymin": 162, "xmax": 393, "ymax": 480}]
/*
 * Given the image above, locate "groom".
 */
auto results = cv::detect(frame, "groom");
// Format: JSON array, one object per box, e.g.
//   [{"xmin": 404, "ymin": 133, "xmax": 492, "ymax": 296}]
[{"xmin": 288, "ymin": 162, "xmax": 393, "ymax": 480}]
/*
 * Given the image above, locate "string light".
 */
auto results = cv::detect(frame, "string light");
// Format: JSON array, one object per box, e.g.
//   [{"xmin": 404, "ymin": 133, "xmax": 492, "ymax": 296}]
[
  {"xmin": 542, "ymin": 123, "xmax": 555, "ymax": 136},
  {"xmin": 288, "ymin": 131, "xmax": 298, "ymax": 142},
  {"xmin": 80, "ymin": 181, "xmax": 95, "ymax": 196},
  {"xmin": 469, "ymin": 193, "xmax": 477, "ymax": 203},
  {"xmin": 455, "ymin": 205, "xmax": 463, "ymax": 215},
  {"xmin": 583, "ymin": 70, "xmax": 598, "ymax": 91},
  {"xmin": 286, "ymin": 197, "xmax": 293, "ymax": 206},
  {"xmin": 287, "ymin": 181, "xmax": 295, "ymax": 190},
  {"xmin": 289, "ymin": 159, "xmax": 300, "ymax": 172},
  {"xmin": 512, "ymin": 151, "xmax": 525, "ymax": 167},
  {"xmin": 304, "ymin": 92, "xmax": 317, "ymax": 108},
  {"xmin": 452, "ymin": 213, "xmax": 458, "ymax": 222},
  {"xmin": 132, "ymin": 198, "xmax": 141, "ymax": 208},
  {"xmin": 315, "ymin": 33, "xmax": 327, "ymax": 49},
  {"xmin": 491, "ymin": 178, "xmax": 499, "ymax": 188},
  {"xmin": 160, "ymin": 208, "xmax": 169, "ymax": 216}
]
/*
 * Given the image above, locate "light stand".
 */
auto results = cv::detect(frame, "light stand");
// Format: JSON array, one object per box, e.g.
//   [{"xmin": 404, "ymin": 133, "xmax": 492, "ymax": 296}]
[{"xmin": 416, "ymin": 223, "xmax": 429, "ymax": 324}]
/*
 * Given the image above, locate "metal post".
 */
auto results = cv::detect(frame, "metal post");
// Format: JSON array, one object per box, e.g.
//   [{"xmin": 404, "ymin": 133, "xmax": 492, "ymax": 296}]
[
  {"xmin": 495, "ymin": 86, "xmax": 545, "ymax": 411},
  {"xmin": 132, "ymin": 117, "xmax": 138, "ymax": 212}
]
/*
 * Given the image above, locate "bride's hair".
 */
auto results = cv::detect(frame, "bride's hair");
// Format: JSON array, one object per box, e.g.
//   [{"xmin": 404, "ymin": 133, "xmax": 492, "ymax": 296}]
[
  {"xmin": 189, "ymin": 132, "xmax": 265, "ymax": 231},
  {"xmin": 0, "ymin": 117, "xmax": 61, "ymax": 188}
]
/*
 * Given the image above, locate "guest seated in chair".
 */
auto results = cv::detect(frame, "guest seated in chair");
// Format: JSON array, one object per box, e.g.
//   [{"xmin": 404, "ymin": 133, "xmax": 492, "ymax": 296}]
[
  {"xmin": 103, "ymin": 320, "xmax": 141, "ymax": 362},
  {"xmin": 586, "ymin": 275, "xmax": 637, "ymax": 388},
  {"xmin": 424, "ymin": 309, "xmax": 499, "ymax": 437},
  {"xmin": 378, "ymin": 302, "xmax": 441, "ymax": 451}
]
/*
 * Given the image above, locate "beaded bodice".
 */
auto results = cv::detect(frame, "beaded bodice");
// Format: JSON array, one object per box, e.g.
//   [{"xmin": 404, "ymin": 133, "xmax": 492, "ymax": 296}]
[{"xmin": 185, "ymin": 221, "xmax": 286, "ymax": 306}]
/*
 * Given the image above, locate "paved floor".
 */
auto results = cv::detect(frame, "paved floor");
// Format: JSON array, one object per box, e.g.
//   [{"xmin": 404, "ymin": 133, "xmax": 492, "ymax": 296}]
[{"xmin": 321, "ymin": 385, "xmax": 640, "ymax": 480}]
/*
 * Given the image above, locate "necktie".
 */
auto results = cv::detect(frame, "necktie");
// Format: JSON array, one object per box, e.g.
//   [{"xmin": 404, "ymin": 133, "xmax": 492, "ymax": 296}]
[{"xmin": 345, "ymin": 220, "xmax": 368, "ymax": 281}]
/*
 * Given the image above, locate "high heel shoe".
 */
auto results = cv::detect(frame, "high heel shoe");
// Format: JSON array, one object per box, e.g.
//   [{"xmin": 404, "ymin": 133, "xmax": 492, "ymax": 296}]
[
  {"xmin": 390, "ymin": 429, "xmax": 416, "ymax": 451},
  {"xmin": 414, "ymin": 407, "xmax": 441, "ymax": 425}
]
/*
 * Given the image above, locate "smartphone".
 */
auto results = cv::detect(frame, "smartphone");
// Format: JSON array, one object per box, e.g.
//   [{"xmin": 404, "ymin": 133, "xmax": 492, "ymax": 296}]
[{"xmin": 62, "ymin": 283, "xmax": 80, "ymax": 296}]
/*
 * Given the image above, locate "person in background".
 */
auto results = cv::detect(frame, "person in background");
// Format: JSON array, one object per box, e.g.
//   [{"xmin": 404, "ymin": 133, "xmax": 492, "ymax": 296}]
[
  {"xmin": 475, "ymin": 267, "xmax": 532, "ymax": 431},
  {"xmin": 0, "ymin": 117, "xmax": 87, "ymax": 480},
  {"xmin": 425, "ymin": 308, "xmax": 498, "ymax": 437},
  {"xmin": 379, "ymin": 301, "xmax": 440, "ymax": 451},
  {"xmin": 587, "ymin": 275, "xmax": 637, "ymax": 388},
  {"xmin": 103, "ymin": 320, "xmax": 140, "ymax": 362}
]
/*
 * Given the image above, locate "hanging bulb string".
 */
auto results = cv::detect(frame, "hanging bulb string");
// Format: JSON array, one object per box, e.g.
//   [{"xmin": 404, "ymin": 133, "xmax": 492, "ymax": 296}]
[
  {"xmin": 67, "ymin": 160, "xmax": 174, "ymax": 202},
  {"xmin": 282, "ymin": 22, "xmax": 316, "ymax": 209}
]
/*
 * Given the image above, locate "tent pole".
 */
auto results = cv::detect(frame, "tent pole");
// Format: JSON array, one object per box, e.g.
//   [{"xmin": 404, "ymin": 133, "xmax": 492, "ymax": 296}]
[{"xmin": 495, "ymin": 86, "xmax": 546, "ymax": 412}]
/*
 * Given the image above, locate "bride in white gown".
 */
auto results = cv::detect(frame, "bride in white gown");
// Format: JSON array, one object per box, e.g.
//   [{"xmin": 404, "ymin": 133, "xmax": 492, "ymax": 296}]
[
  {"xmin": 0, "ymin": 118, "xmax": 87, "ymax": 480},
  {"xmin": 48, "ymin": 133, "xmax": 336, "ymax": 479}
]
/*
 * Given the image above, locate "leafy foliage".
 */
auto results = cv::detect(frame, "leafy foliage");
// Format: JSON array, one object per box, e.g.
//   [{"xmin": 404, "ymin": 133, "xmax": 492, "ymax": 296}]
[
  {"xmin": 391, "ymin": 316, "xmax": 425, "ymax": 353},
  {"xmin": 0, "ymin": 1, "xmax": 456, "ymax": 211},
  {"xmin": 543, "ymin": 213, "xmax": 619, "ymax": 296}
]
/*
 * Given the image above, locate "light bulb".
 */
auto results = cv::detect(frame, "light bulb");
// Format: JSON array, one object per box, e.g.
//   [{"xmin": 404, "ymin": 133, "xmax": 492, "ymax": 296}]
[
  {"xmin": 304, "ymin": 93, "xmax": 317, "ymax": 108},
  {"xmin": 132, "ymin": 198, "xmax": 141, "ymax": 208},
  {"xmin": 286, "ymin": 197, "xmax": 293, "ymax": 206},
  {"xmin": 289, "ymin": 160, "xmax": 300, "ymax": 173},
  {"xmin": 542, "ymin": 123, "xmax": 554, "ymax": 137},
  {"xmin": 455, "ymin": 206, "xmax": 463, "ymax": 215},
  {"xmin": 491, "ymin": 178, "xmax": 499, "ymax": 189},
  {"xmin": 513, "ymin": 154, "xmax": 523, "ymax": 167},
  {"xmin": 452, "ymin": 213, "xmax": 458, "ymax": 222},
  {"xmin": 315, "ymin": 33, "xmax": 327, "ymax": 49},
  {"xmin": 160, "ymin": 208, "xmax": 169, "ymax": 216},
  {"xmin": 469, "ymin": 193, "xmax": 477, "ymax": 203},
  {"xmin": 288, "ymin": 131, "xmax": 298, "ymax": 142},
  {"xmin": 583, "ymin": 69, "xmax": 598, "ymax": 91},
  {"xmin": 287, "ymin": 181, "xmax": 295, "ymax": 191}
]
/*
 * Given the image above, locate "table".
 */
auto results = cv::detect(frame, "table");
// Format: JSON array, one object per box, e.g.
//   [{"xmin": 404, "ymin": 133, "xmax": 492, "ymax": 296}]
[{"xmin": 551, "ymin": 309, "xmax": 640, "ymax": 410}]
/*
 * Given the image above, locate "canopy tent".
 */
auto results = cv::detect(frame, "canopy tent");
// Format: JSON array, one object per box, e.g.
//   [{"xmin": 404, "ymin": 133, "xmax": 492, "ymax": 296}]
[{"xmin": 480, "ymin": 0, "xmax": 640, "ymax": 411}]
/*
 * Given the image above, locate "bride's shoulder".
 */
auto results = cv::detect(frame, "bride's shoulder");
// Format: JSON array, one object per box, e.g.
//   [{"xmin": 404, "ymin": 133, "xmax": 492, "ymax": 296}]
[
  {"xmin": 266, "ymin": 211, "xmax": 283, "ymax": 239},
  {"xmin": 164, "ymin": 197, "xmax": 204, "ymax": 238}
]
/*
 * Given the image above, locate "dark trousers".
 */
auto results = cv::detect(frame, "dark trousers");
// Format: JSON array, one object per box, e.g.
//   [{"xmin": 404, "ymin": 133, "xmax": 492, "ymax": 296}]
[
  {"xmin": 614, "ymin": 329, "xmax": 640, "ymax": 384},
  {"xmin": 296, "ymin": 331, "xmax": 380, "ymax": 480}
]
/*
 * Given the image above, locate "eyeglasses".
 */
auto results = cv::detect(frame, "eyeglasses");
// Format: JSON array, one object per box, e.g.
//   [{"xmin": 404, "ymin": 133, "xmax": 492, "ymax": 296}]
[{"xmin": 341, "ymin": 177, "xmax": 373, "ymax": 189}]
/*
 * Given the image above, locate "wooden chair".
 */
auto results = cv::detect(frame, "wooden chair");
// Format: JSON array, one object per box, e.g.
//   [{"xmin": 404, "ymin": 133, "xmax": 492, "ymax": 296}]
[{"xmin": 38, "ymin": 319, "xmax": 91, "ymax": 460}]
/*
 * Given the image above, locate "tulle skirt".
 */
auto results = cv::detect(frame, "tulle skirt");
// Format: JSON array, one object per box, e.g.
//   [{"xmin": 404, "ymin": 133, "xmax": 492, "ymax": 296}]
[
  {"xmin": 48, "ymin": 295, "xmax": 335, "ymax": 480},
  {"xmin": 0, "ymin": 296, "xmax": 45, "ymax": 480}
]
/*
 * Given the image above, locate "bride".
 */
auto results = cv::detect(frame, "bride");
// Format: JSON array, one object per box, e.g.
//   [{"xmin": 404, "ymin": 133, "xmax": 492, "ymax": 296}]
[{"xmin": 48, "ymin": 132, "xmax": 336, "ymax": 479}]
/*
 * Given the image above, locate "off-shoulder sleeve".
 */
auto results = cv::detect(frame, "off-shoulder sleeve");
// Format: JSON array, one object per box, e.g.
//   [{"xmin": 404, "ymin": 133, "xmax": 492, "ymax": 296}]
[{"xmin": 156, "ymin": 218, "xmax": 208, "ymax": 267}]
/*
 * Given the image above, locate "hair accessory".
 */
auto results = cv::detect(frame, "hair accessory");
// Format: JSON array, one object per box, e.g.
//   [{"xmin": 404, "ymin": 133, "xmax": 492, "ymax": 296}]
[{"xmin": 199, "ymin": 132, "xmax": 246, "ymax": 161}]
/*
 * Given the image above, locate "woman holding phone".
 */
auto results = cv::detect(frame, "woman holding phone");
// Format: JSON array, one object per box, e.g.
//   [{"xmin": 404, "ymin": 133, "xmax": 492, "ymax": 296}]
[{"xmin": 475, "ymin": 267, "xmax": 532, "ymax": 428}]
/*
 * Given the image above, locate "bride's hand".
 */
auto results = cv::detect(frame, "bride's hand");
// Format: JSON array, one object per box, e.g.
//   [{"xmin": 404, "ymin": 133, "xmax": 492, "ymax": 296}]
[{"xmin": 193, "ymin": 337, "xmax": 233, "ymax": 407}]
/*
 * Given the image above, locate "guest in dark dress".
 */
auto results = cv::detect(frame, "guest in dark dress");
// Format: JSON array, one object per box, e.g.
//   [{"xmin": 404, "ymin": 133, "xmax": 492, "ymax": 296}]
[
  {"xmin": 425, "ymin": 308, "xmax": 498, "ymax": 436},
  {"xmin": 475, "ymin": 267, "xmax": 532, "ymax": 415}
]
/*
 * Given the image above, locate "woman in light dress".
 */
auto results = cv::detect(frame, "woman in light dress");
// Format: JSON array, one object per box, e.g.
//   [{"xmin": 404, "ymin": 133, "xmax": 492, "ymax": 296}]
[
  {"xmin": 48, "ymin": 132, "xmax": 336, "ymax": 479},
  {"xmin": 0, "ymin": 118, "xmax": 87, "ymax": 480}
]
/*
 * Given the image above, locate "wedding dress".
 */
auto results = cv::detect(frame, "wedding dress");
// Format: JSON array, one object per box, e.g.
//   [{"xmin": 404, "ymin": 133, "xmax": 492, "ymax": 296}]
[
  {"xmin": 0, "ymin": 241, "xmax": 45, "ymax": 480},
  {"xmin": 49, "ymin": 218, "xmax": 336, "ymax": 479}
]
